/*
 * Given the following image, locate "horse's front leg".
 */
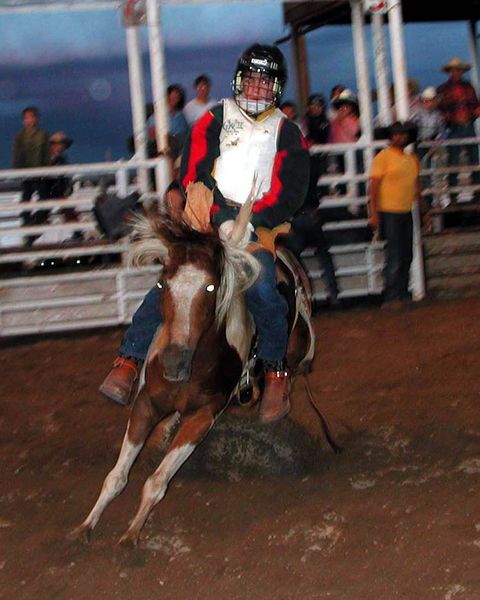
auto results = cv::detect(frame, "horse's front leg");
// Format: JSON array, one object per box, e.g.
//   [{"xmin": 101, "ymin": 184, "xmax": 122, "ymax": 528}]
[
  {"xmin": 69, "ymin": 398, "xmax": 159, "ymax": 543},
  {"xmin": 118, "ymin": 404, "xmax": 216, "ymax": 547}
]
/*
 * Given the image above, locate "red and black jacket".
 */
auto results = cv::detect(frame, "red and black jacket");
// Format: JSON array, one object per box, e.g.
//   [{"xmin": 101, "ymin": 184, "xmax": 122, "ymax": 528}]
[{"xmin": 181, "ymin": 103, "xmax": 310, "ymax": 229}]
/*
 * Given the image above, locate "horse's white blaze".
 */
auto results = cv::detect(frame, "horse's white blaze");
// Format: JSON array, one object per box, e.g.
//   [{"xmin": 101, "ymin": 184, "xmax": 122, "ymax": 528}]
[
  {"xmin": 169, "ymin": 264, "xmax": 207, "ymax": 344},
  {"xmin": 142, "ymin": 444, "xmax": 195, "ymax": 506},
  {"xmin": 81, "ymin": 434, "xmax": 142, "ymax": 529}
]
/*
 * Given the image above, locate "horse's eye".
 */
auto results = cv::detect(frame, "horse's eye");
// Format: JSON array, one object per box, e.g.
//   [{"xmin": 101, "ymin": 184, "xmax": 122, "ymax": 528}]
[
  {"xmin": 156, "ymin": 281, "xmax": 163, "ymax": 289},
  {"xmin": 206, "ymin": 284, "xmax": 215, "ymax": 293}
]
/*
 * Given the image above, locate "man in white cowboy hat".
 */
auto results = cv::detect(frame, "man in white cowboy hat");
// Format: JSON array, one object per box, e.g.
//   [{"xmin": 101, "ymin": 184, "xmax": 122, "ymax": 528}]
[
  {"xmin": 411, "ymin": 87, "xmax": 445, "ymax": 145},
  {"xmin": 436, "ymin": 57, "xmax": 480, "ymax": 185}
]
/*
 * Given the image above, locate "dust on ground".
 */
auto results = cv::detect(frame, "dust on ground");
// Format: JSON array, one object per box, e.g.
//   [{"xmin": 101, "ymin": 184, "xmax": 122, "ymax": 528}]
[{"xmin": 1, "ymin": 297, "xmax": 480, "ymax": 600}]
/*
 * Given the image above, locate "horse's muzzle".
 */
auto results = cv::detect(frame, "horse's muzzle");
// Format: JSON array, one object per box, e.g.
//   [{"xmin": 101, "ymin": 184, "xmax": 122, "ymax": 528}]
[{"xmin": 162, "ymin": 345, "xmax": 194, "ymax": 383}]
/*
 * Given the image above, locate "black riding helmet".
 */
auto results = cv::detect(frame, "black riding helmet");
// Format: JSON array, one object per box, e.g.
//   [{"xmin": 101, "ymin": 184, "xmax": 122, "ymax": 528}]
[{"xmin": 232, "ymin": 44, "xmax": 287, "ymax": 114}]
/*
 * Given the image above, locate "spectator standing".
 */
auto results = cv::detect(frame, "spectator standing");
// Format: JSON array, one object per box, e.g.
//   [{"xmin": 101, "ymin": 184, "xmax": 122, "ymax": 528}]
[
  {"xmin": 368, "ymin": 121, "xmax": 423, "ymax": 308},
  {"xmin": 45, "ymin": 132, "xmax": 83, "ymax": 241},
  {"xmin": 279, "ymin": 93, "xmax": 339, "ymax": 305},
  {"xmin": 411, "ymin": 87, "xmax": 445, "ymax": 144},
  {"xmin": 165, "ymin": 84, "xmax": 190, "ymax": 159},
  {"xmin": 328, "ymin": 89, "xmax": 361, "ymax": 196},
  {"xmin": 329, "ymin": 89, "xmax": 360, "ymax": 144},
  {"xmin": 46, "ymin": 131, "xmax": 73, "ymax": 199},
  {"xmin": 144, "ymin": 86, "xmax": 190, "ymax": 185},
  {"xmin": 327, "ymin": 84, "xmax": 346, "ymax": 121},
  {"xmin": 12, "ymin": 106, "xmax": 50, "ymax": 244},
  {"xmin": 436, "ymin": 57, "xmax": 480, "ymax": 183},
  {"xmin": 302, "ymin": 94, "xmax": 330, "ymax": 145},
  {"xmin": 183, "ymin": 74, "xmax": 217, "ymax": 126},
  {"xmin": 411, "ymin": 88, "xmax": 447, "ymax": 206},
  {"xmin": 146, "ymin": 86, "xmax": 190, "ymax": 157},
  {"xmin": 301, "ymin": 93, "xmax": 330, "ymax": 208}
]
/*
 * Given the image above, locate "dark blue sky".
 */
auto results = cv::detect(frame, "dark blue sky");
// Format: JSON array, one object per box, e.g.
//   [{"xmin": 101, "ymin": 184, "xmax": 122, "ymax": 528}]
[
  {"xmin": 1, "ymin": 44, "xmax": 249, "ymax": 167},
  {"xmin": 0, "ymin": 2, "xmax": 473, "ymax": 167}
]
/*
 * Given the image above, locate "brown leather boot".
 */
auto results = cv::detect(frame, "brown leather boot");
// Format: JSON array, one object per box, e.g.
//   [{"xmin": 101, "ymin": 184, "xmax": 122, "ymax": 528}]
[
  {"xmin": 259, "ymin": 369, "xmax": 291, "ymax": 424},
  {"xmin": 99, "ymin": 357, "xmax": 139, "ymax": 406}
]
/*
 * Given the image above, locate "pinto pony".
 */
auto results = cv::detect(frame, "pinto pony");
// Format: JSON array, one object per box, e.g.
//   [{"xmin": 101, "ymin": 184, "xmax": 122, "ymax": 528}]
[{"xmin": 71, "ymin": 199, "xmax": 314, "ymax": 547}]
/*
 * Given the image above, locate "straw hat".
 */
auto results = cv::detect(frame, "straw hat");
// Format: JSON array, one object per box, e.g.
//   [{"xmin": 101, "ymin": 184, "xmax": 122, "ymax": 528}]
[
  {"xmin": 441, "ymin": 57, "xmax": 471, "ymax": 73},
  {"xmin": 49, "ymin": 131, "xmax": 73, "ymax": 149}
]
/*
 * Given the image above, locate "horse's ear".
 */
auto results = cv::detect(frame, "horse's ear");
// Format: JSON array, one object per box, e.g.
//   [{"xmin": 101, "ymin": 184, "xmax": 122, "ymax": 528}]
[{"xmin": 128, "ymin": 213, "xmax": 170, "ymax": 266}]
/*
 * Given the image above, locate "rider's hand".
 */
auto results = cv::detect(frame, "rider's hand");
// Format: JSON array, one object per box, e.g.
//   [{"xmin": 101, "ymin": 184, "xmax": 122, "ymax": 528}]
[{"xmin": 219, "ymin": 220, "xmax": 235, "ymax": 240}]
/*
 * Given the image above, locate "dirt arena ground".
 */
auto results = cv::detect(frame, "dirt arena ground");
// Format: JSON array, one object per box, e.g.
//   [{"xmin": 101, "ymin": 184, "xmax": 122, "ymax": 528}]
[{"xmin": 1, "ymin": 297, "xmax": 480, "ymax": 600}]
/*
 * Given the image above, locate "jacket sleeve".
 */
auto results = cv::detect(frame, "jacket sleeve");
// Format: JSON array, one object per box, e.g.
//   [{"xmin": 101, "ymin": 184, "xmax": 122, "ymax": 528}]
[
  {"xmin": 180, "ymin": 103, "xmax": 237, "ymax": 225},
  {"xmin": 250, "ymin": 119, "xmax": 310, "ymax": 229}
]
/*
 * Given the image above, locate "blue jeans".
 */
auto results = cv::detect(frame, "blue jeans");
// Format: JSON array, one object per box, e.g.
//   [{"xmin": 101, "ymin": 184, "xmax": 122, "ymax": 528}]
[
  {"xmin": 119, "ymin": 286, "xmax": 162, "ymax": 361},
  {"xmin": 379, "ymin": 211, "xmax": 413, "ymax": 302},
  {"xmin": 245, "ymin": 249, "xmax": 288, "ymax": 363},
  {"xmin": 119, "ymin": 249, "xmax": 288, "ymax": 363}
]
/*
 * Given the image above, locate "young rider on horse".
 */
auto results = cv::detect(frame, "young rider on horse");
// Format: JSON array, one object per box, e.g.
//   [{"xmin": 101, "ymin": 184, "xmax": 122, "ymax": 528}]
[{"xmin": 100, "ymin": 43, "xmax": 310, "ymax": 423}]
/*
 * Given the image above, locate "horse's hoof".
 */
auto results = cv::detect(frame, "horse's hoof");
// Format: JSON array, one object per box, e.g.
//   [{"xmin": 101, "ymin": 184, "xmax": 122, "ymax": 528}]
[
  {"xmin": 67, "ymin": 524, "xmax": 92, "ymax": 544},
  {"xmin": 117, "ymin": 532, "xmax": 139, "ymax": 549}
]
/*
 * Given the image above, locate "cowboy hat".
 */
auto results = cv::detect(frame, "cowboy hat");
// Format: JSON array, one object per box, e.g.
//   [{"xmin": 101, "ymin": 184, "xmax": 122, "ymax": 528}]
[
  {"xmin": 388, "ymin": 120, "xmax": 418, "ymax": 143},
  {"xmin": 332, "ymin": 89, "xmax": 358, "ymax": 109},
  {"xmin": 49, "ymin": 131, "xmax": 73, "ymax": 149},
  {"xmin": 441, "ymin": 57, "xmax": 471, "ymax": 73},
  {"xmin": 420, "ymin": 86, "xmax": 437, "ymax": 100}
]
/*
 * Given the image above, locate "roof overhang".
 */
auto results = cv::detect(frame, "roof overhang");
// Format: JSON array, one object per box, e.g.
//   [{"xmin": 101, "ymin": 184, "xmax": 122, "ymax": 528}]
[{"xmin": 284, "ymin": 0, "xmax": 480, "ymax": 35}]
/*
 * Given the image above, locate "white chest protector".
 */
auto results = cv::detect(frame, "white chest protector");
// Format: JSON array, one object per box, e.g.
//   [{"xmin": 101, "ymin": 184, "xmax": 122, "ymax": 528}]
[{"xmin": 214, "ymin": 99, "xmax": 285, "ymax": 206}]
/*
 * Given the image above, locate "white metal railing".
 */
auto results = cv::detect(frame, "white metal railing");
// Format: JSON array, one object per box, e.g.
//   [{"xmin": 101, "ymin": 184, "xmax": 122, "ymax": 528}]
[
  {"xmin": 2, "ymin": 136, "xmax": 480, "ymax": 336},
  {"xmin": 0, "ymin": 156, "xmax": 169, "ymax": 251}
]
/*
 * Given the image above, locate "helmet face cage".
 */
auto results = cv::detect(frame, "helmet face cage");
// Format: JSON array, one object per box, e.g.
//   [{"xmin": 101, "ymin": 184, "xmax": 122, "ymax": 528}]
[{"xmin": 232, "ymin": 45, "xmax": 287, "ymax": 115}]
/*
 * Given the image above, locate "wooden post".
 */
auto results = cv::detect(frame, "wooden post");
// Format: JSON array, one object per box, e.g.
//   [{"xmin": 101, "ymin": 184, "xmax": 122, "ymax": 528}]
[{"xmin": 291, "ymin": 27, "xmax": 310, "ymax": 113}]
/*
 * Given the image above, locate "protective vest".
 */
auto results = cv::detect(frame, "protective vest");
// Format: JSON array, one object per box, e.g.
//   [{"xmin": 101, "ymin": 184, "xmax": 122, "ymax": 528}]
[{"xmin": 213, "ymin": 99, "xmax": 285, "ymax": 206}]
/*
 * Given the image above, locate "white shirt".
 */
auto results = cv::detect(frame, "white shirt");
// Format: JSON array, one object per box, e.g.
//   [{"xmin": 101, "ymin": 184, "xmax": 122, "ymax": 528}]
[{"xmin": 213, "ymin": 99, "xmax": 285, "ymax": 206}]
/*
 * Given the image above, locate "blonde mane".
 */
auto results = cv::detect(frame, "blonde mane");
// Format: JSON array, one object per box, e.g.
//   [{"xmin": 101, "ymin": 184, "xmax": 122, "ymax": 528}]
[
  {"xmin": 216, "ymin": 245, "xmax": 259, "ymax": 326},
  {"xmin": 128, "ymin": 214, "xmax": 260, "ymax": 327}
]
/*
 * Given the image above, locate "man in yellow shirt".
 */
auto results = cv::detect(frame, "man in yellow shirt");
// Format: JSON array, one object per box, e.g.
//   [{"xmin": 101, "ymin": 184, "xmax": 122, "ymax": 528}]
[{"xmin": 368, "ymin": 121, "xmax": 421, "ymax": 307}]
